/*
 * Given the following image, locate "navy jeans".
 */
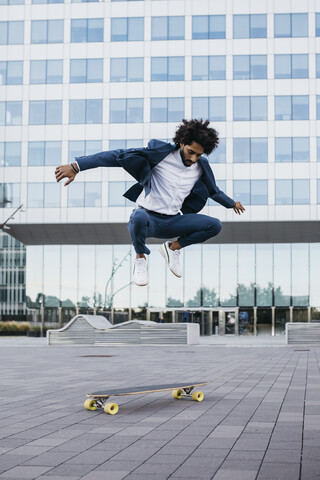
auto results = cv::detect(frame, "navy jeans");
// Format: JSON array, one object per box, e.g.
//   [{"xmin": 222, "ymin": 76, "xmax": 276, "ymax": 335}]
[{"xmin": 127, "ymin": 208, "xmax": 222, "ymax": 255}]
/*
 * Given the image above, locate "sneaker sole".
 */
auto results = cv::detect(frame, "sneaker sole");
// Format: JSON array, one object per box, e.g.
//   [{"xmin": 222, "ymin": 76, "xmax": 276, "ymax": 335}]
[
  {"xmin": 134, "ymin": 281, "xmax": 148, "ymax": 287},
  {"xmin": 158, "ymin": 244, "xmax": 182, "ymax": 278}
]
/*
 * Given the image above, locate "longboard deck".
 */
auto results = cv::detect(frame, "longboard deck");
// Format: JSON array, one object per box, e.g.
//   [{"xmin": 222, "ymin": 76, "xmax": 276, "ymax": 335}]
[{"xmin": 87, "ymin": 382, "xmax": 209, "ymax": 398}]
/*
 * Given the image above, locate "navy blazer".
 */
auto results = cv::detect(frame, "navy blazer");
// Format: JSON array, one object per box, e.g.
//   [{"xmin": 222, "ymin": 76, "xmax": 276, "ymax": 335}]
[{"xmin": 76, "ymin": 139, "xmax": 235, "ymax": 214}]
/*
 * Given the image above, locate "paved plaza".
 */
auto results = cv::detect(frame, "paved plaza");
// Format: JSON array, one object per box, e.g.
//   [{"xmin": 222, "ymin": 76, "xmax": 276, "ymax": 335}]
[{"xmin": 0, "ymin": 337, "xmax": 319, "ymax": 479}]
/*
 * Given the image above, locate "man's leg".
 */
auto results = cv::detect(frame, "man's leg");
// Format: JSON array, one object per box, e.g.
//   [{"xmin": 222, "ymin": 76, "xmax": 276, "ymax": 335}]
[
  {"xmin": 154, "ymin": 213, "xmax": 222, "ymax": 277},
  {"xmin": 127, "ymin": 208, "xmax": 152, "ymax": 256},
  {"xmin": 172, "ymin": 214, "xmax": 222, "ymax": 249},
  {"xmin": 127, "ymin": 208, "xmax": 152, "ymax": 286}
]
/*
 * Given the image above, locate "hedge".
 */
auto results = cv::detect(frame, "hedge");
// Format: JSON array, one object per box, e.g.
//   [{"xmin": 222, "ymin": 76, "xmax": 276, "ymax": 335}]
[{"xmin": 0, "ymin": 321, "xmax": 31, "ymax": 335}]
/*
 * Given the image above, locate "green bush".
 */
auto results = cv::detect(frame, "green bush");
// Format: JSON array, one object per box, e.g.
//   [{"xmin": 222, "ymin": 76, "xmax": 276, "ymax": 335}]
[{"xmin": 0, "ymin": 321, "xmax": 31, "ymax": 336}]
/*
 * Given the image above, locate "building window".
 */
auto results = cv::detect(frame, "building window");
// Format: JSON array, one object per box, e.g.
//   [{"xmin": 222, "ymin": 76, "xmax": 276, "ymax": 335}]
[
  {"xmin": 192, "ymin": 97, "xmax": 226, "ymax": 122},
  {"xmin": 151, "ymin": 98, "xmax": 184, "ymax": 122},
  {"xmin": 29, "ymin": 100, "xmax": 62, "ymax": 125},
  {"xmin": 151, "ymin": 57, "xmax": 184, "ymax": 81},
  {"xmin": 274, "ymin": 54, "xmax": 308, "ymax": 79},
  {"xmin": 68, "ymin": 182, "xmax": 101, "ymax": 207},
  {"xmin": 275, "ymin": 179, "xmax": 310, "ymax": 205},
  {"xmin": 70, "ymin": 59, "xmax": 103, "ymax": 83},
  {"xmin": 275, "ymin": 96, "xmax": 309, "ymax": 121},
  {"xmin": 318, "ymin": 180, "xmax": 320, "ymax": 204},
  {"xmin": 233, "ymin": 55, "xmax": 267, "ymax": 79},
  {"xmin": 317, "ymin": 138, "xmax": 320, "ymax": 161},
  {"xmin": 44, "ymin": 183, "xmax": 61, "ymax": 208},
  {"xmin": 192, "ymin": 56, "xmax": 226, "ymax": 80},
  {"xmin": 275, "ymin": 138, "xmax": 309, "ymax": 163},
  {"xmin": 0, "ymin": 184, "xmax": 20, "ymax": 208},
  {"xmin": 192, "ymin": 15, "xmax": 225, "ymax": 39},
  {"xmin": 233, "ymin": 14, "xmax": 267, "ymax": 38},
  {"xmin": 30, "ymin": 60, "xmax": 63, "ymax": 84},
  {"xmin": 71, "ymin": 19, "xmax": 104, "ymax": 43},
  {"xmin": 28, "ymin": 142, "xmax": 62, "ymax": 166},
  {"xmin": 0, "ymin": 0, "xmax": 24, "ymax": 4},
  {"xmin": 316, "ymin": 96, "xmax": 320, "ymax": 119},
  {"xmin": 110, "ymin": 99, "xmax": 143, "ymax": 123},
  {"xmin": 274, "ymin": 13, "xmax": 308, "ymax": 38},
  {"xmin": 0, "ymin": 61, "xmax": 23, "ymax": 85},
  {"xmin": 152, "ymin": 16, "xmax": 184, "ymax": 41},
  {"xmin": 85, "ymin": 183, "xmax": 102, "ymax": 207},
  {"xmin": 233, "ymin": 97, "xmax": 267, "ymax": 121},
  {"xmin": 316, "ymin": 13, "xmax": 320, "ymax": 36},
  {"xmin": 111, "ymin": 17, "xmax": 144, "ymax": 42},
  {"xmin": 71, "ymin": 0, "xmax": 99, "ymax": 2},
  {"xmin": 233, "ymin": 138, "xmax": 268, "ymax": 163},
  {"xmin": 68, "ymin": 140, "xmax": 102, "ymax": 162},
  {"xmin": 108, "ymin": 181, "xmax": 135, "ymax": 206},
  {"xmin": 233, "ymin": 180, "xmax": 268, "ymax": 205},
  {"xmin": 109, "ymin": 139, "xmax": 143, "ymax": 149},
  {"xmin": 69, "ymin": 99, "xmax": 102, "ymax": 124},
  {"xmin": 27, "ymin": 183, "xmax": 44, "ymax": 208},
  {"xmin": 0, "ymin": 142, "xmax": 21, "ymax": 167},
  {"xmin": 208, "ymin": 139, "xmax": 226, "ymax": 164},
  {"xmin": 0, "ymin": 101, "xmax": 22, "ymax": 126},
  {"xmin": 317, "ymin": 55, "xmax": 320, "ymax": 77},
  {"xmin": 0, "ymin": 21, "xmax": 24, "ymax": 45},
  {"xmin": 32, "ymin": 0, "xmax": 63, "ymax": 3},
  {"xmin": 110, "ymin": 58, "xmax": 144, "ymax": 82},
  {"xmin": 31, "ymin": 20, "xmax": 64, "ymax": 44}
]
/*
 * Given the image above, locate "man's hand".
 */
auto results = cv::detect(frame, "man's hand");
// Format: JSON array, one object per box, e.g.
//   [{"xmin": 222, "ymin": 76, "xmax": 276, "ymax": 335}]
[
  {"xmin": 55, "ymin": 165, "xmax": 76, "ymax": 186},
  {"xmin": 233, "ymin": 201, "xmax": 245, "ymax": 215}
]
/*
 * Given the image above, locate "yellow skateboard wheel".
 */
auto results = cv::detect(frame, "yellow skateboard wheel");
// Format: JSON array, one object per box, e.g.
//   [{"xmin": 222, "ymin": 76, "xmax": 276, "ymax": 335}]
[
  {"xmin": 104, "ymin": 402, "xmax": 119, "ymax": 415},
  {"xmin": 172, "ymin": 389, "xmax": 184, "ymax": 399},
  {"xmin": 192, "ymin": 391, "xmax": 204, "ymax": 402},
  {"xmin": 84, "ymin": 399, "xmax": 97, "ymax": 411}
]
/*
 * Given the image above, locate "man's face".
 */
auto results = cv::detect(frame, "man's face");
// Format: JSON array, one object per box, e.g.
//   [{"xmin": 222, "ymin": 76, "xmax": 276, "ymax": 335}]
[{"xmin": 180, "ymin": 141, "xmax": 204, "ymax": 167}]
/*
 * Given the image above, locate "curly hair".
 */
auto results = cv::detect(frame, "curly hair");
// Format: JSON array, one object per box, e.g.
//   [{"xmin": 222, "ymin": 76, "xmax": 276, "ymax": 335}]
[{"xmin": 172, "ymin": 119, "xmax": 219, "ymax": 155}]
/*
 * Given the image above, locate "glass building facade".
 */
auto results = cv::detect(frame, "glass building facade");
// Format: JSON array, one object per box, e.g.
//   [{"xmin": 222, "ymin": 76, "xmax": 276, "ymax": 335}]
[{"xmin": 1, "ymin": 0, "xmax": 320, "ymax": 335}]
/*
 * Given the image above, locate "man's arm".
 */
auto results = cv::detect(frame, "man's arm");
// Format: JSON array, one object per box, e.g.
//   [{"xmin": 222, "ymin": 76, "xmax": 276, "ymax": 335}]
[{"xmin": 55, "ymin": 148, "xmax": 128, "ymax": 186}]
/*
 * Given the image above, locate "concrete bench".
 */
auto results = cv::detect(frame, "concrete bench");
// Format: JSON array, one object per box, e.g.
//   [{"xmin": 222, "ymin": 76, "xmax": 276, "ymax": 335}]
[
  {"xmin": 47, "ymin": 315, "xmax": 199, "ymax": 346},
  {"xmin": 286, "ymin": 322, "xmax": 320, "ymax": 345}
]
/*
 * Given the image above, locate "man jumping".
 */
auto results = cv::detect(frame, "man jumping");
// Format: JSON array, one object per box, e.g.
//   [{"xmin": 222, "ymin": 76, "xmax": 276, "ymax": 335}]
[{"xmin": 55, "ymin": 119, "xmax": 245, "ymax": 286}]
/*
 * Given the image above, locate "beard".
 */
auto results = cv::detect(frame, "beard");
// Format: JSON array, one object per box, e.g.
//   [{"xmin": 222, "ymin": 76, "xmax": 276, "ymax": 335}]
[{"xmin": 180, "ymin": 147, "xmax": 193, "ymax": 167}]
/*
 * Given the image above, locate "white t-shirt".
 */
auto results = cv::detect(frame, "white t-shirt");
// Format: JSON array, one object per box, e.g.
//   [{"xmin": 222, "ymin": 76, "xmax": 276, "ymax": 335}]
[{"xmin": 136, "ymin": 148, "xmax": 202, "ymax": 214}]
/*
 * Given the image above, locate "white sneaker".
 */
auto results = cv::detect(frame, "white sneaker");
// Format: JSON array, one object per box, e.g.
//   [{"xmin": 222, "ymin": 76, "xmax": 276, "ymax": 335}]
[
  {"xmin": 133, "ymin": 258, "xmax": 148, "ymax": 286},
  {"xmin": 159, "ymin": 241, "xmax": 183, "ymax": 278}
]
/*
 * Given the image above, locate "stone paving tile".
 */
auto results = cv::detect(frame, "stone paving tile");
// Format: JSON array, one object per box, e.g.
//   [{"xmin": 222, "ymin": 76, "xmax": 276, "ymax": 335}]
[
  {"xmin": 22, "ymin": 451, "xmax": 78, "ymax": 467},
  {"xmin": 213, "ymin": 469, "xmax": 257, "ymax": 480},
  {"xmin": 233, "ymin": 433, "xmax": 271, "ymax": 451},
  {"xmin": 219, "ymin": 459, "xmax": 262, "ymax": 470},
  {"xmin": 0, "ymin": 455, "xmax": 34, "ymax": 471},
  {"xmin": 82, "ymin": 473, "xmax": 129, "ymax": 480},
  {"xmin": 263, "ymin": 449, "xmax": 302, "ymax": 463},
  {"xmin": 0, "ymin": 466, "xmax": 52, "ymax": 478},
  {"xmin": 171, "ymin": 461, "xmax": 222, "ymax": 479},
  {"xmin": 257, "ymin": 462, "xmax": 301, "ymax": 480},
  {"xmin": 300, "ymin": 460, "xmax": 320, "ymax": 479},
  {"xmin": 227, "ymin": 450, "xmax": 265, "ymax": 461},
  {"xmin": 41, "ymin": 463, "xmax": 95, "ymax": 476}
]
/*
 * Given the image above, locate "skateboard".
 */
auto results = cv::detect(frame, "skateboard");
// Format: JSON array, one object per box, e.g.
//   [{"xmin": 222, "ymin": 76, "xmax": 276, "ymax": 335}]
[{"xmin": 84, "ymin": 381, "xmax": 209, "ymax": 415}]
